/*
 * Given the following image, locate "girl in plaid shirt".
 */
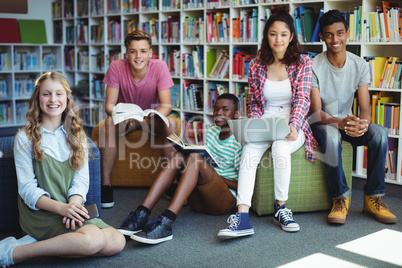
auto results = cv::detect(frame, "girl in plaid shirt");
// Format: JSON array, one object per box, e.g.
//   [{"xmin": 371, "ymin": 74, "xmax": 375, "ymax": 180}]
[{"xmin": 218, "ymin": 5, "xmax": 317, "ymax": 238}]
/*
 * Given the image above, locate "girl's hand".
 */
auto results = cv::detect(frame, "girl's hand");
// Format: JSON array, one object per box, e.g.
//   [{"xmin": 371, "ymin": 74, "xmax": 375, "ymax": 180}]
[
  {"xmin": 60, "ymin": 203, "xmax": 89, "ymax": 230},
  {"xmin": 285, "ymin": 126, "xmax": 298, "ymax": 141}
]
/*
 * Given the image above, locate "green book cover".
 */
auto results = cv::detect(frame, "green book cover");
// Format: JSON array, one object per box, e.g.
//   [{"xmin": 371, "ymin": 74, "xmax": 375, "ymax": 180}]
[
  {"xmin": 206, "ymin": 48, "xmax": 216, "ymax": 77},
  {"xmin": 300, "ymin": 6, "xmax": 315, "ymax": 42},
  {"xmin": 18, "ymin": 19, "xmax": 47, "ymax": 44}
]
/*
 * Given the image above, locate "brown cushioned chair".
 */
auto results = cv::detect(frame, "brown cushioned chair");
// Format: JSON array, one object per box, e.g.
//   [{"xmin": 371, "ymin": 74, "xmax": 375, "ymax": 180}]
[{"xmin": 92, "ymin": 118, "xmax": 180, "ymax": 187}]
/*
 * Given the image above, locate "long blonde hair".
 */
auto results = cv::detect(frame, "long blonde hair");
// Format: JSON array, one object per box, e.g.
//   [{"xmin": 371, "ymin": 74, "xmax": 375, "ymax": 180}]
[{"xmin": 23, "ymin": 71, "xmax": 87, "ymax": 170}]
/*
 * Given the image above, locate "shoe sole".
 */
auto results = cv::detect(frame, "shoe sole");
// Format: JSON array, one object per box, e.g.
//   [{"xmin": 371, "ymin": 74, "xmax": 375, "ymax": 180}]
[
  {"xmin": 273, "ymin": 219, "xmax": 300, "ymax": 232},
  {"xmin": 117, "ymin": 229, "xmax": 141, "ymax": 236},
  {"xmin": 327, "ymin": 216, "xmax": 346, "ymax": 224},
  {"xmin": 217, "ymin": 229, "xmax": 255, "ymax": 238},
  {"xmin": 363, "ymin": 209, "xmax": 397, "ymax": 224},
  {"xmin": 101, "ymin": 202, "xmax": 115, "ymax": 208},
  {"xmin": 130, "ymin": 234, "xmax": 173, "ymax": 244}
]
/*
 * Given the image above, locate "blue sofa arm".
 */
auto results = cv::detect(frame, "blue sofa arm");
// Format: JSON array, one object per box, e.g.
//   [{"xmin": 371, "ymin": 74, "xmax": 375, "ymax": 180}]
[{"xmin": 0, "ymin": 136, "xmax": 102, "ymax": 230}]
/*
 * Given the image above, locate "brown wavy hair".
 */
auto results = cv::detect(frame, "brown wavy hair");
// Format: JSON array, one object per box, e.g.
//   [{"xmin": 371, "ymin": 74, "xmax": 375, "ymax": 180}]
[
  {"xmin": 23, "ymin": 71, "xmax": 87, "ymax": 170},
  {"xmin": 124, "ymin": 29, "xmax": 152, "ymax": 49},
  {"xmin": 258, "ymin": 5, "xmax": 301, "ymax": 65}
]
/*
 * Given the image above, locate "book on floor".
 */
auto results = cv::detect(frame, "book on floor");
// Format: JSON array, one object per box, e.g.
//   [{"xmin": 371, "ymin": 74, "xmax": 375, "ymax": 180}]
[
  {"xmin": 111, "ymin": 103, "xmax": 169, "ymax": 126},
  {"xmin": 167, "ymin": 133, "xmax": 220, "ymax": 168}
]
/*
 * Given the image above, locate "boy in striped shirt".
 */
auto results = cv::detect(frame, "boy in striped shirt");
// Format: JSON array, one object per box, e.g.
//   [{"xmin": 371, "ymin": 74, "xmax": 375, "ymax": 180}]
[{"xmin": 119, "ymin": 93, "xmax": 242, "ymax": 244}]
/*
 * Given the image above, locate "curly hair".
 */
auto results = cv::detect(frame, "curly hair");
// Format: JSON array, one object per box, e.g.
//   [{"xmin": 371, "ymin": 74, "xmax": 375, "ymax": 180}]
[
  {"xmin": 258, "ymin": 5, "xmax": 301, "ymax": 66},
  {"xmin": 23, "ymin": 71, "xmax": 87, "ymax": 170}
]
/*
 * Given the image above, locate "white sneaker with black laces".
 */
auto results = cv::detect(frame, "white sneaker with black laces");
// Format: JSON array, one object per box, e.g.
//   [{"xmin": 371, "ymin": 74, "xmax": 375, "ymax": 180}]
[{"xmin": 273, "ymin": 203, "xmax": 300, "ymax": 232}]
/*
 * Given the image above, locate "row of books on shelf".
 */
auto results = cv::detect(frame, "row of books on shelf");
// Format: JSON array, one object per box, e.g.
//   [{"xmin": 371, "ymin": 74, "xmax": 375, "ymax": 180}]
[
  {"xmin": 64, "ymin": 0, "xmax": 74, "ymax": 18},
  {"xmin": 77, "ymin": 21, "xmax": 89, "ymax": 44},
  {"xmin": 183, "ymin": 16, "xmax": 204, "ymax": 43},
  {"xmin": 206, "ymin": 12, "xmax": 229, "ymax": 43},
  {"xmin": 77, "ymin": 0, "xmax": 89, "ymax": 17},
  {"xmin": 108, "ymin": 20, "xmax": 122, "ymax": 43},
  {"xmin": 42, "ymin": 52, "xmax": 57, "ymax": 70},
  {"xmin": 163, "ymin": 47, "xmax": 180, "ymax": 77},
  {"xmin": 77, "ymin": 50, "xmax": 89, "ymax": 71},
  {"xmin": 0, "ymin": 53, "xmax": 9, "ymax": 71},
  {"xmin": 366, "ymin": 56, "xmax": 402, "ymax": 89},
  {"xmin": 363, "ymin": 1, "xmax": 401, "ymax": 43},
  {"xmin": 123, "ymin": 0, "xmax": 139, "ymax": 12},
  {"xmin": 53, "ymin": 21, "xmax": 62, "ymax": 44},
  {"xmin": 1, "ymin": 51, "xmax": 58, "ymax": 72},
  {"xmin": 91, "ymin": 51, "xmax": 105, "ymax": 72},
  {"xmin": 356, "ymin": 143, "xmax": 398, "ymax": 180},
  {"xmin": 208, "ymin": 50, "xmax": 229, "ymax": 79},
  {"xmin": 0, "ymin": 79, "xmax": 7, "ymax": 98},
  {"xmin": 183, "ymin": 114, "xmax": 204, "ymax": 145},
  {"xmin": 124, "ymin": 19, "xmax": 138, "ymax": 39},
  {"xmin": 14, "ymin": 77, "xmax": 35, "ymax": 98},
  {"xmin": 371, "ymin": 94, "xmax": 400, "ymax": 135},
  {"xmin": 183, "ymin": 0, "xmax": 203, "ymax": 9},
  {"xmin": 0, "ymin": 102, "xmax": 11, "ymax": 125},
  {"xmin": 91, "ymin": 0, "xmax": 105, "ymax": 15},
  {"xmin": 233, "ymin": 49, "xmax": 253, "ymax": 80},
  {"xmin": 79, "ymin": 104, "xmax": 107, "ymax": 126},
  {"xmin": 107, "ymin": 0, "xmax": 121, "ymax": 14},
  {"xmin": 294, "ymin": 6, "xmax": 321, "ymax": 43},
  {"xmin": 236, "ymin": 83, "xmax": 248, "ymax": 117},
  {"xmin": 161, "ymin": 0, "xmax": 180, "ymax": 10},
  {"xmin": 64, "ymin": 47, "xmax": 75, "ymax": 70},
  {"xmin": 207, "ymin": 82, "xmax": 228, "ymax": 112},
  {"xmin": 51, "ymin": 1, "xmax": 62, "ymax": 19},
  {"xmin": 16, "ymin": 101, "xmax": 28, "ymax": 123},
  {"xmin": 182, "ymin": 47, "xmax": 203, "ymax": 78},
  {"xmin": 91, "ymin": 23, "xmax": 104, "ymax": 44},
  {"xmin": 171, "ymin": 82, "xmax": 180, "ymax": 108},
  {"xmin": 14, "ymin": 52, "xmax": 38, "ymax": 71},
  {"xmin": 92, "ymin": 76, "xmax": 105, "ymax": 100},
  {"xmin": 183, "ymin": 82, "xmax": 203, "ymax": 111},
  {"xmin": 233, "ymin": 8, "xmax": 259, "ymax": 43},
  {"xmin": 66, "ymin": 26, "xmax": 75, "ymax": 44},
  {"xmin": 161, "ymin": 17, "xmax": 179, "ymax": 43}
]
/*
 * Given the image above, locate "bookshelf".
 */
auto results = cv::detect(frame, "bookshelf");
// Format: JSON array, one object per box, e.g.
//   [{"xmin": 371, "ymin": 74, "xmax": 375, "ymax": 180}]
[
  {"xmin": 0, "ymin": 44, "xmax": 63, "ymax": 127},
  {"xmin": 50, "ymin": 0, "xmax": 402, "ymax": 184}
]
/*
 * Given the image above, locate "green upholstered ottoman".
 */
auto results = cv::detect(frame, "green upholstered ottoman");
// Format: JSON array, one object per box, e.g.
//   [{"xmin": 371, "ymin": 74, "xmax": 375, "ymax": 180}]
[{"xmin": 251, "ymin": 142, "xmax": 353, "ymax": 216}]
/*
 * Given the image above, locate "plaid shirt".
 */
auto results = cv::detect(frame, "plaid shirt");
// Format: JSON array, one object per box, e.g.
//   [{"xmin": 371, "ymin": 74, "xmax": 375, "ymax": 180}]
[{"xmin": 247, "ymin": 55, "xmax": 317, "ymax": 162}]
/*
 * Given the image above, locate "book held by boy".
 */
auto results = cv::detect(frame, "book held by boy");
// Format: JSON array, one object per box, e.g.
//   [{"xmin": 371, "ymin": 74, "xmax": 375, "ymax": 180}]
[
  {"xmin": 111, "ymin": 103, "xmax": 169, "ymax": 126},
  {"xmin": 167, "ymin": 133, "xmax": 220, "ymax": 168}
]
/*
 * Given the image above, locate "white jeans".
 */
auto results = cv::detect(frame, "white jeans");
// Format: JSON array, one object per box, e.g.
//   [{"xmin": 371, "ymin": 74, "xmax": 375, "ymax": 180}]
[{"xmin": 236, "ymin": 130, "xmax": 305, "ymax": 207}]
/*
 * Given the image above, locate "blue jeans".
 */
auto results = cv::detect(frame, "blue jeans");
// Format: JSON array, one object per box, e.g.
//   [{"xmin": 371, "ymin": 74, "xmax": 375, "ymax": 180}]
[{"xmin": 311, "ymin": 123, "xmax": 387, "ymax": 199}]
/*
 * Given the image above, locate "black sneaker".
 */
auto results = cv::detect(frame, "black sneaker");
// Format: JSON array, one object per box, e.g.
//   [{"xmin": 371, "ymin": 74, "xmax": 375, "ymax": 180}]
[
  {"xmin": 101, "ymin": 185, "xmax": 114, "ymax": 208},
  {"xmin": 130, "ymin": 215, "xmax": 173, "ymax": 244},
  {"xmin": 118, "ymin": 210, "xmax": 149, "ymax": 236}
]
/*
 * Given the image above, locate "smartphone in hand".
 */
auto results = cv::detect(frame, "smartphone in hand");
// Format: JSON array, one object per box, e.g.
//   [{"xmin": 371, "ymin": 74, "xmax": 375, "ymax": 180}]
[{"xmin": 85, "ymin": 203, "xmax": 99, "ymax": 221}]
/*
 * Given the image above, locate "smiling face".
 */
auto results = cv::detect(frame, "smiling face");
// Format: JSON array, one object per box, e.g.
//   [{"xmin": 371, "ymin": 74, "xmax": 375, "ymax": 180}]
[
  {"xmin": 267, "ymin": 21, "xmax": 293, "ymax": 59},
  {"xmin": 213, "ymin": 98, "xmax": 239, "ymax": 127},
  {"xmin": 39, "ymin": 78, "xmax": 67, "ymax": 122},
  {"xmin": 319, "ymin": 22, "xmax": 349, "ymax": 55},
  {"xmin": 126, "ymin": 39, "xmax": 153, "ymax": 74}
]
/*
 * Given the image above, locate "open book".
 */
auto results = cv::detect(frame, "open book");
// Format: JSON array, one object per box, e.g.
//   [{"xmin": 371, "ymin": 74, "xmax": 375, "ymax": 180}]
[
  {"xmin": 112, "ymin": 103, "xmax": 169, "ymax": 126},
  {"xmin": 167, "ymin": 133, "xmax": 220, "ymax": 169}
]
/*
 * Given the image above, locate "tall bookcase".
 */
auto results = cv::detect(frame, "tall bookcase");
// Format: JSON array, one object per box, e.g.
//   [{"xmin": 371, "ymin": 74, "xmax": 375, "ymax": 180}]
[
  {"xmin": 0, "ymin": 44, "xmax": 63, "ymax": 127},
  {"xmin": 51, "ymin": 0, "xmax": 402, "ymax": 185}
]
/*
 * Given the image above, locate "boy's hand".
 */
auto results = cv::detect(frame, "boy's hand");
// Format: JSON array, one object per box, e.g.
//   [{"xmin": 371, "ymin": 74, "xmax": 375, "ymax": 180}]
[
  {"xmin": 343, "ymin": 114, "xmax": 369, "ymax": 137},
  {"xmin": 285, "ymin": 126, "xmax": 298, "ymax": 141}
]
